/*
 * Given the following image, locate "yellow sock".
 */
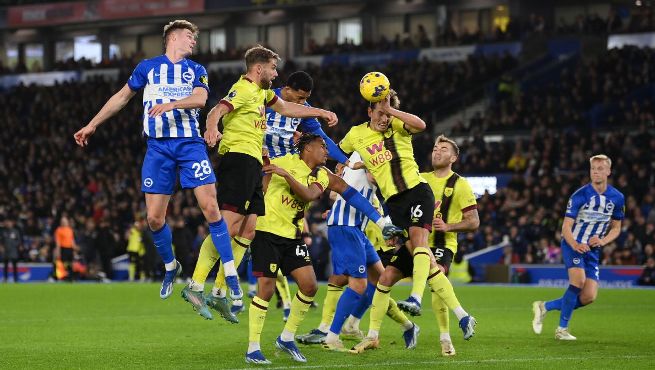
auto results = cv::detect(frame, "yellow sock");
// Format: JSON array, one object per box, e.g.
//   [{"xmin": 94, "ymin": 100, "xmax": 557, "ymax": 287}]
[
  {"xmin": 249, "ymin": 296, "xmax": 269, "ymax": 344},
  {"xmin": 128, "ymin": 262, "xmax": 136, "ymax": 281},
  {"xmin": 369, "ymin": 283, "xmax": 391, "ymax": 334},
  {"xmin": 213, "ymin": 236, "xmax": 250, "ymax": 290},
  {"xmin": 283, "ymin": 291, "xmax": 314, "ymax": 336},
  {"xmin": 427, "ymin": 266, "xmax": 461, "ymax": 310},
  {"xmin": 410, "ymin": 246, "xmax": 431, "ymax": 301},
  {"xmin": 433, "ymin": 293, "xmax": 450, "ymax": 334},
  {"xmin": 387, "ymin": 298, "xmax": 411, "ymax": 327},
  {"xmin": 319, "ymin": 284, "xmax": 343, "ymax": 330},
  {"xmin": 276, "ymin": 271, "xmax": 292, "ymax": 307},
  {"xmin": 191, "ymin": 235, "xmax": 219, "ymax": 286}
]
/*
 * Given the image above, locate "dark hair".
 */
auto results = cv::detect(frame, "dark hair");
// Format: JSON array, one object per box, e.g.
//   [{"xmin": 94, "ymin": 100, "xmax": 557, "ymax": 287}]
[
  {"xmin": 295, "ymin": 133, "xmax": 323, "ymax": 154},
  {"xmin": 245, "ymin": 45, "xmax": 280, "ymax": 70},
  {"xmin": 287, "ymin": 71, "xmax": 313, "ymax": 92},
  {"xmin": 162, "ymin": 20, "xmax": 198, "ymax": 48},
  {"xmin": 370, "ymin": 88, "xmax": 400, "ymax": 109}
]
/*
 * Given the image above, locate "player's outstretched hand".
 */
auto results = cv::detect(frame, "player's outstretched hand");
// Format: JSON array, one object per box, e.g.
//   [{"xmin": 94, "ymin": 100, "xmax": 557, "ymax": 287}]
[
  {"xmin": 573, "ymin": 242, "xmax": 590, "ymax": 253},
  {"xmin": 376, "ymin": 216, "xmax": 404, "ymax": 240},
  {"xmin": 148, "ymin": 102, "xmax": 174, "ymax": 117},
  {"xmin": 588, "ymin": 235, "xmax": 603, "ymax": 248},
  {"xmin": 263, "ymin": 164, "xmax": 289, "ymax": 178},
  {"xmin": 321, "ymin": 110, "xmax": 338, "ymax": 127},
  {"xmin": 74, "ymin": 125, "xmax": 96, "ymax": 147},
  {"xmin": 350, "ymin": 161, "xmax": 366, "ymax": 170},
  {"xmin": 433, "ymin": 218, "xmax": 450, "ymax": 232},
  {"xmin": 378, "ymin": 94, "xmax": 392, "ymax": 113},
  {"xmin": 204, "ymin": 127, "xmax": 222, "ymax": 148}
]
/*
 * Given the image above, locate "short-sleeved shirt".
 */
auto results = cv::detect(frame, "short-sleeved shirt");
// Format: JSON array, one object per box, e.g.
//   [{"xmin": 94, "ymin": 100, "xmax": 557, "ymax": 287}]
[
  {"xmin": 127, "ymin": 55, "xmax": 209, "ymax": 138},
  {"xmin": 339, "ymin": 118, "xmax": 425, "ymax": 200},
  {"xmin": 55, "ymin": 226, "xmax": 75, "ymax": 249},
  {"xmin": 422, "ymin": 171, "xmax": 477, "ymax": 253},
  {"xmin": 565, "ymin": 183, "xmax": 625, "ymax": 245},
  {"xmin": 256, "ymin": 154, "xmax": 329, "ymax": 239},
  {"xmin": 218, "ymin": 76, "xmax": 278, "ymax": 163}
]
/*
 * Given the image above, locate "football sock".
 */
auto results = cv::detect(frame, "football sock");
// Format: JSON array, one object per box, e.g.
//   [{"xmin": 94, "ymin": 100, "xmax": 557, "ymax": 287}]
[
  {"xmin": 428, "ymin": 266, "xmax": 467, "ymax": 320},
  {"xmin": 368, "ymin": 283, "xmax": 391, "ymax": 338},
  {"xmin": 545, "ymin": 296, "xmax": 585, "ymax": 311},
  {"xmin": 213, "ymin": 237, "xmax": 250, "ymax": 291},
  {"xmin": 387, "ymin": 298, "xmax": 412, "ymax": 329},
  {"xmin": 282, "ymin": 291, "xmax": 314, "ymax": 341},
  {"xmin": 276, "ymin": 272, "xmax": 292, "ymax": 309},
  {"xmin": 318, "ymin": 283, "xmax": 343, "ymax": 333},
  {"xmin": 352, "ymin": 282, "xmax": 375, "ymax": 319},
  {"xmin": 410, "ymin": 247, "xmax": 431, "ymax": 303},
  {"xmin": 433, "ymin": 293, "xmax": 450, "ymax": 334},
  {"xmin": 559, "ymin": 284, "xmax": 582, "ymax": 328},
  {"xmin": 329, "ymin": 287, "xmax": 362, "ymax": 335},
  {"xmin": 152, "ymin": 224, "xmax": 174, "ymax": 266},
  {"xmin": 208, "ymin": 219, "xmax": 235, "ymax": 276},
  {"xmin": 249, "ymin": 296, "xmax": 269, "ymax": 348},
  {"xmin": 191, "ymin": 236, "xmax": 219, "ymax": 288}
]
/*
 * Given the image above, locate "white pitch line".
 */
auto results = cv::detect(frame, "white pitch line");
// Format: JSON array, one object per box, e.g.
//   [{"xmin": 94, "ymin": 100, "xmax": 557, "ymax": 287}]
[{"xmin": 228, "ymin": 354, "xmax": 652, "ymax": 370}]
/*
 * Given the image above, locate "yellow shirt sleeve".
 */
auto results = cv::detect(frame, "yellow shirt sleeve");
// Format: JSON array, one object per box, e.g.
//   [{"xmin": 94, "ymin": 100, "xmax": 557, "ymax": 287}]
[
  {"xmin": 309, "ymin": 167, "xmax": 330, "ymax": 192},
  {"xmin": 339, "ymin": 130, "xmax": 355, "ymax": 154},
  {"xmin": 265, "ymin": 89, "xmax": 278, "ymax": 107},
  {"xmin": 221, "ymin": 82, "xmax": 254, "ymax": 112},
  {"xmin": 455, "ymin": 178, "xmax": 478, "ymax": 212},
  {"xmin": 391, "ymin": 117, "xmax": 411, "ymax": 136}
]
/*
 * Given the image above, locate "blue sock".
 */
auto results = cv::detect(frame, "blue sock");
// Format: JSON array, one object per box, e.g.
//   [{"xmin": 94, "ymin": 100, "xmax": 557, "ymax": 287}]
[
  {"xmin": 341, "ymin": 186, "xmax": 381, "ymax": 224},
  {"xmin": 545, "ymin": 296, "xmax": 585, "ymax": 311},
  {"xmin": 352, "ymin": 283, "xmax": 376, "ymax": 319},
  {"xmin": 247, "ymin": 259, "xmax": 257, "ymax": 285},
  {"xmin": 208, "ymin": 219, "xmax": 233, "ymax": 263},
  {"xmin": 559, "ymin": 284, "xmax": 582, "ymax": 328},
  {"xmin": 329, "ymin": 287, "xmax": 362, "ymax": 335},
  {"xmin": 152, "ymin": 224, "xmax": 174, "ymax": 265}
]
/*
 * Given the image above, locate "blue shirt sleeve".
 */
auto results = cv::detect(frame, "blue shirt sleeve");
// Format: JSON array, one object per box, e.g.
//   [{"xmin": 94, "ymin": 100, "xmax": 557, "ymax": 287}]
[
  {"xmin": 611, "ymin": 192, "xmax": 625, "ymax": 220},
  {"xmin": 300, "ymin": 120, "xmax": 348, "ymax": 164},
  {"xmin": 127, "ymin": 61, "xmax": 148, "ymax": 91},
  {"xmin": 193, "ymin": 63, "xmax": 210, "ymax": 93},
  {"xmin": 564, "ymin": 190, "xmax": 585, "ymax": 219}
]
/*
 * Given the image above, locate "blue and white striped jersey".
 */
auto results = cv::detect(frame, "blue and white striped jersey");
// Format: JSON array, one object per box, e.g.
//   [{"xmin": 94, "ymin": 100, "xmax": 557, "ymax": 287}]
[
  {"xmin": 327, "ymin": 152, "xmax": 377, "ymax": 230},
  {"xmin": 127, "ymin": 55, "xmax": 209, "ymax": 138},
  {"xmin": 565, "ymin": 183, "xmax": 625, "ymax": 245},
  {"xmin": 264, "ymin": 88, "xmax": 348, "ymax": 163}
]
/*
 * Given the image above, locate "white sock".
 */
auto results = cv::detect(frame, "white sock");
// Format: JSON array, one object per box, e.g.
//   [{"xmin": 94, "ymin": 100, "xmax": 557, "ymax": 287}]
[
  {"xmin": 283, "ymin": 302, "xmax": 291, "ymax": 310},
  {"xmin": 410, "ymin": 293, "xmax": 422, "ymax": 304},
  {"xmin": 248, "ymin": 283, "xmax": 256, "ymax": 292},
  {"xmin": 247, "ymin": 341, "xmax": 260, "ymax": 353},
  {"xmin": 280, "ymin": 329, "xmax": 294, "ymax": 342},
  {"xmin": 164, "ymin": 260, "xmax": 177, "ymax": 271},
  {"xmin": 402, "ymin": 321, "xmax": 414, "ymax": 331},
  {"xmin": 232, "ymin": 299, "xmax": 243, "ymax": 306},
  {"xmin": 366, "ymin": 329, "xmax": 379, "ymax": 339},
  {"xmin": 344, "ymin": 315, "xmax": 360, "ymax": 329},
  {"xmin": 326, "ymin": 331, "xmax": 339, "ymax": 343},
  {"xmin": 189, "ymin": 280, "xmax": 203, "ymax": 292},
  {"xmin": 223, "ymin": 261, "xmax": 237, "ymax": 277},
  {"xmin": 212, "ymin": 287, "xmax": 226, "ymax": 298},
  {"xmin": 318, "ymin": 323, "xmax": 330, "ymax": 333},
  {"xmin": 440, "ymin": 332, "xmax": 451, "ymax": 341},
  {"xmin": 453, "ymin": 306, "xmax": 468, "ymax": 321}
]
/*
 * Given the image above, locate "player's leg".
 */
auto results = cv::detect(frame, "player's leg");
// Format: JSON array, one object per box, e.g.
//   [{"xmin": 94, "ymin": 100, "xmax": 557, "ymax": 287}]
[
  {"xmin": 276, "ymin": 271, "xmax": 292, "ymax": 321},
  {"xmin": 245, "ymin": 231, "xmax": 279, "ymax": 364},
  {"xmin": 432, "ymin": 263, "xmax": 455, "ymax": 355},
  {"xmin": 296, "ymin": 274, "xmax": 346, "ymax": 344},
  {"xmin": 554, "ymin": 267, "xmax": 585, "ymax": 340},
  {"xmin": 247, "ymin": 258, "xmax": 257, "ymax": 297},
  {"xmin": 277, "ymin": 240, "xmax": 317, "ymax": 363}
]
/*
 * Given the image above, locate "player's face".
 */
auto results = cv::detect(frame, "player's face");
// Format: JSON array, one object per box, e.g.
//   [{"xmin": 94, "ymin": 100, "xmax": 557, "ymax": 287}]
[
  {"xmin": 284, "ymin": 87, "xmax": 311, "ymax": 105},
  {"xmin": 174, "ymin": 29, "xmax": 196, "ymax": 56},
  {"xmin": 368, "ymin": 104, "xmax": 392, "ymax": 132},
  {"xmin": 590, "ymin": 160, "xmax": 611, "ymax": 184},
  {"xmin": 260, "ymin": 59, "xmax": 278, "ymax": 89},
  {"xmin": 307, "ymin": 138, "xmax": 328, "ymax": 165},
  {"xmin": 432, "ymin": 142, "xmax": 457, "ymax": 169}
]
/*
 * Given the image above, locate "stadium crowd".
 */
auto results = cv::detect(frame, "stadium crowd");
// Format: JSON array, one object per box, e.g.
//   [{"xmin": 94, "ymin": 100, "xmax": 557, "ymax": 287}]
[{"xmin": 0, "ymin": 46, "xmax": 653, "ymax": 284}]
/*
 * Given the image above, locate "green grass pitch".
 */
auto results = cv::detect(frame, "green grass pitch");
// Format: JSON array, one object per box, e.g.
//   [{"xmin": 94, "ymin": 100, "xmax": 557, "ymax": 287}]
[{"xmin": 1, "ymin": 283, "xmax": 653, "ymax": 369}]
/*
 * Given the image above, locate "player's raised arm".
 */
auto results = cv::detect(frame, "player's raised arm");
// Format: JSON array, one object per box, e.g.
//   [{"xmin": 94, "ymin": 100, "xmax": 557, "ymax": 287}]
[
  {"xmin": 271, "ymin": 98, "xmax": 338, "ymax": 126},
  {"xmin": 74, "ymin": 83, "xmax": 136, "ymax": 147},
  {"xmin": 378, "ymin": 92, "xmax": 426, "ymax": 133},
  {"xmin": 262, "ymin": 163, "xmax": 323, "ymax": 202},
  {"xmin": 204, "ymin": 102, "xmax": 231, "ymax": 147}
]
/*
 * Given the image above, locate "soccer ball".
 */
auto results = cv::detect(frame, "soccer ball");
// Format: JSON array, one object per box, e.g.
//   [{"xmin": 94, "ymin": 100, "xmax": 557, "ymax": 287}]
[{"xmin": 359, "ymin": 72, "xmax": 390, "ymax": 103}]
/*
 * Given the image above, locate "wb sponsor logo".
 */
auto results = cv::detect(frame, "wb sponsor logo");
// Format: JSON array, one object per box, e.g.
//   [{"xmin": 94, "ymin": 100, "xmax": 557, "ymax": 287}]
[{"xmin": 281, "ymin": 195, "xmax": 305, "ymax": 210}]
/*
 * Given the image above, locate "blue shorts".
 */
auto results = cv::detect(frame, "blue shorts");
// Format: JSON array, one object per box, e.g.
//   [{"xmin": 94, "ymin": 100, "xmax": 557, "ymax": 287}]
[
  {"xmin": 328, "ymin": 225, "xmax": 380, "ymax": 278},
  {"xmin": 561, "ymin": 240, "xmax": 601, "ymax": 281},
  {"xmin": 142, "ymin": 137, "xmax": 216, "ymax": 195}
]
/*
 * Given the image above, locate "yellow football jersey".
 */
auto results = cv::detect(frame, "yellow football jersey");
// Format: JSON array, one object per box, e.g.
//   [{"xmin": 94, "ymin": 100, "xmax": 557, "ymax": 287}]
[
  {"xmin": 256, "ymin": 154, "xmax": 330, "ymax": 239},
  {"xmin": 421, "ymin": 171, "xmax": 477, "ymax": 253},
  {"xmin": 218, "ymin": 75, "xmax": 278, "ymax": 163},
  {"xmin": 339, "ymin": 117, "xmax": 425, "ymax": 200}
]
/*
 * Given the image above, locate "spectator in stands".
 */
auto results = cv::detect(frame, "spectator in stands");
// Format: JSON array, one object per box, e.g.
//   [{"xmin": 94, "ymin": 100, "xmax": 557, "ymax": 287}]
[
  {"xmin": 637, "ymin": 257, "xmax": 655, "ymax": 286},
  {"xmin": 1, "ymin": 217, "xmax": 23, "ymax": 282}
]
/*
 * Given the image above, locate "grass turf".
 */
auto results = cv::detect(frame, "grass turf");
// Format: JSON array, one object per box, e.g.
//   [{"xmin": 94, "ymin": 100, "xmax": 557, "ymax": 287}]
[{"xmin": 1, "ymin": 283, "xmax": 653, "ymax": 369}]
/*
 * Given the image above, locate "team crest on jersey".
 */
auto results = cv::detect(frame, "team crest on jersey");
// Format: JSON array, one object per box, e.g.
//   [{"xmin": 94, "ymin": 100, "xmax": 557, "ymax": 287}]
[
  {"xmin": 182, "ymin": 70, "xmax": 195, "ymax": 83},
  {"xmin": 572, "ymin": 258, "xmax": 581, "ymax": 265},
  {"xmin": 605, "ymin": 201, "xmax": 615, "ymax": 212},
  {"xmin": 199, "ymin": 75, "xmax": 209, "ymax": 86},
  {"xmin": 358, "ymin": 265, "xmax": 365, "ymax": 273},
  {"xmin": 227, "ymin": 90, "xmax": 237, "ymax": 100},
  {"xmin": 143, "ymin": 178, "xmax": 153, "ymax": 187},
  {"xmin": 444, "ymin": 187, "xmax": 453, "ymax": 197},
  {"xmin": 270, "ymin": 263, "xmax": 277, "ymax": 273}
]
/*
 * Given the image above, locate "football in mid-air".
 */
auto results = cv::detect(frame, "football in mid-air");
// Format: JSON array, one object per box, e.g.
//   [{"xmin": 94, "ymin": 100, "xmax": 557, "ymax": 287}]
[{"xmin": 359, "ymin": 72, "xmax": 390, "ymax": 102}]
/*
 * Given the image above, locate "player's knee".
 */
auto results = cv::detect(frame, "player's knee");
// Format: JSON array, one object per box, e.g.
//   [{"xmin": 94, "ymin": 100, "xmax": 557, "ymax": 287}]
[
  {"xmin": 378, "ymin": 272, "xmax": 393, "ymax": 287},
  {"xmin": 299, "ymin": 281, "xmax": 318, "ymax": 297},
  {"xmin": 146, "ymin": 215, "xmax": 165, "ymax": 231},
  {"xmin": 580, "ymin": 291, "xmax": 596, "ymax": 305},
  {"xmin": 349, "ymin": 278, "xmax": 367, "ymax": 294},
  {"xmin": 257, "ymin": 279, "xmax": 276, "ymax": 301},
  {"xmin": 199, "ymin": 200, "xmax": 220, "ymax": 221}
]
